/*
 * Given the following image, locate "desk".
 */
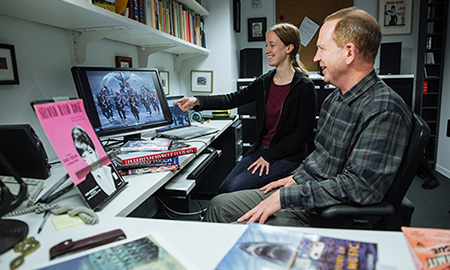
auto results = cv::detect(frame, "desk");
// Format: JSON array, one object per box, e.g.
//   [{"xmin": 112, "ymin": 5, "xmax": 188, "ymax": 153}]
[
  {"xmin": 1, "ymin": 215, "xmax": 415, "ymax": 269},
  {"xmin": 0, "ymin": 117, "xmax": 416, "ymax": 269}
]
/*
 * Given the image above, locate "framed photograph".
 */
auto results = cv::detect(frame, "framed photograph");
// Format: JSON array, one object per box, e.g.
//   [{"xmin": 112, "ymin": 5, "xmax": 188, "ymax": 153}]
[
  {"xmin": 233, "ymin": 0, "xmax": 241, "ymax": 33},
  {"xmin": 248, "ymin": 17, "xmax": 266, "ymax": 42},
  {"xmin": 191, "ymin": 70, "xmax": 213, "ymax": 93},
  {"xmin": 0, "ymin": 44, "xmax": 20, "ymax": 85},
  {"xmin": 115, "ymin": 56, "xmax": 133, "ymax": 68},
  {"xmin": 159, "ymin": 71, "xmax": 169, "ymax": 95},
  {"xmin": 378, "ymin": 0, "xmax": 413, "ymax": 35}
]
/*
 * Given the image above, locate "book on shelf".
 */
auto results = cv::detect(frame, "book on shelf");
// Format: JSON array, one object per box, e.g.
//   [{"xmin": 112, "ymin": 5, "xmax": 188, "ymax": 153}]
[
  {"xmin": 426, "ymin": 37, "xmax": 433, "ymax": 50},
  {"xmin": 425, "ymin": 52, "xmax": 435, "ymax": 64},
  {"xmin": 216, "ymin": 223, "xmax": 378, "ymax": 270},
  {"xmin": 92, "ymin": 0, "xmax": 116, "ymax": 13},
  {"xmin": 423, "ymin": 81, "xmax": 429, "ymax": 93},
  {"xmin": 116, "ymin": 146, "xmax": 197, "ymax": 166},
  {"xmin": 33, "ymin": 99, "xmax": 128, "ymax": 211},
  {"xmin": 402, "ymin": 226, "xmax": 450, "ymax": 270},
  {"xmin": 117, "ymin": 163, "xmax": 180, "ymax": 175},
  {"xmin": 143, "ymin": 0, "xmax": 205, "ymax": 48},
  {"xmin": 120, "ymin": 138, "xmax": 173, "ymax": 151}
]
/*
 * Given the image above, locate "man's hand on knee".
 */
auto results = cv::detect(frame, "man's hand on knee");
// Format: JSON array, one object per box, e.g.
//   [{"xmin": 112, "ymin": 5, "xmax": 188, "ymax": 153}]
[{"xmin": 237, "ymin": 190, "xmax": 282, "ymax": 225}]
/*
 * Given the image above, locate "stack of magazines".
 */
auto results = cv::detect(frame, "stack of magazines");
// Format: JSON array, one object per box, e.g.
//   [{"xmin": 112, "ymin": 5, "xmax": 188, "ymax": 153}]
[{"xmin": 113, "ymin": 139, "xmax": 197, "ymax": 176}]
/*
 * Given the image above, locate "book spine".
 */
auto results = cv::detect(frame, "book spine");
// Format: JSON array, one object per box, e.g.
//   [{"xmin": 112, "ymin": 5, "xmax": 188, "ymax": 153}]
[
  {"xmin": 139, "ymin": 0, "xmax": 145, "ymax": 24},
  {"xmin": 121, "ymin": 147, "xmax": 197, "ymax": 165},
  {"xmin": 133, "ymin": 0, "xmax": 139, "ymax": 21},
  {"xmin": 115, "ymin": 156, "xmax": 179, "ymax": 169},
  {"xmin": 118, "ymin": 164, "xmax": 180, "ymax": 175}
]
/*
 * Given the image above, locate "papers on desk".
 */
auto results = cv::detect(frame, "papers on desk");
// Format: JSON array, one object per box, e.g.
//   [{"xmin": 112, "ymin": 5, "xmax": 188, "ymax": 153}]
[
  {"xmin": 216, "ymin": 223, "xmax": 378, "ymax": 270},
  {"xmin": 37, "ymin": 231, "xmax": 197, "ymax": 270}
]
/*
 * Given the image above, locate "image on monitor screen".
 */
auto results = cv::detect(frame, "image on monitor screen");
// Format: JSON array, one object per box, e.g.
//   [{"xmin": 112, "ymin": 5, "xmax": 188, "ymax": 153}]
[{"xmin": 71, "ymin": 67, "xmax": 172, "ymax": 141}]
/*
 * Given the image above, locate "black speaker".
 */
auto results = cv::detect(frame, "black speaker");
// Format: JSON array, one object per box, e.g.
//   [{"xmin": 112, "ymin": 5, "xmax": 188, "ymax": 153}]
[
  {"xmin": 0, "ymin": 124, "xmax": 50, "ymax": 179},
  {"xmin": 380, "ymin": 42, "xmax": 402, "ymax": 75},
  {"xmin": 240, "ymin": 48, "xmax": 262, "ymax": 78}
]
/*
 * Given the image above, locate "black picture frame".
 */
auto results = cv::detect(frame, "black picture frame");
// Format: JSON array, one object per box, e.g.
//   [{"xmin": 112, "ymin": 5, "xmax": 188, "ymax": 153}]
[
  {"xmin": 233, "ymin": 0, "xmax": 241, "ymax": 33},
  {"xmin": 248, "ymin": 17, "xmax": 266, "ymax": 42},
  {"xmin": 0, "ymin": 44, "xmax": 19, "ymax": 85}
]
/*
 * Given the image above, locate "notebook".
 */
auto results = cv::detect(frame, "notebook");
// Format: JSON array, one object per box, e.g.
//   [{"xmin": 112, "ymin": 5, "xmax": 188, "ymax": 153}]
[{"xmin": 156, "ymin": 96, "xmax": 219, "ymax": 140}]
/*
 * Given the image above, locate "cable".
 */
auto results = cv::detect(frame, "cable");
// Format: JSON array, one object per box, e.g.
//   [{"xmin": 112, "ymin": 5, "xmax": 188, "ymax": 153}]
[{"xmin": 156, "ymin": 197, "xmax": 207, "ymax": 219}]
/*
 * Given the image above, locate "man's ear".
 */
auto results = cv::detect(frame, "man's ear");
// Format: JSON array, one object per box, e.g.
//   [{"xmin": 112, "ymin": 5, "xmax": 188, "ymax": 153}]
[{"xmin": 345, "ymin": 43, "xmax": 358, "ymax": 65}]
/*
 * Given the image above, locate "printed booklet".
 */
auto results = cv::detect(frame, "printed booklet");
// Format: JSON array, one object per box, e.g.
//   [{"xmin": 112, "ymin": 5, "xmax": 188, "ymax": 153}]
[
  {"xmin": 37, "ymin": 231, "xmax": 196, "ymax": 270},
  {"xmin": 34, "ymin": 99, "xmax": 128, "ymax": 211},
  {"xmin": 402, "ymin": 226, "xmax": 450, "ymax": 270},
  {"xmin": 116, "ymin": 146, "xmax": 197, "ymax": 166},
  {"xmin": 216, "ymin": 223, "xmax": 378, "ymax": 270},
  {"xmin": 120, "ymin": 138, "xmax": 173, "ymax": 151}
]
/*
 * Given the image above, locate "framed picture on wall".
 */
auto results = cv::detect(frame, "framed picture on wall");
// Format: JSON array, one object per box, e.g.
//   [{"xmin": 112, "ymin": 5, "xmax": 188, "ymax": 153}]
[
  {"xmin": 0, "ymin": 43, "xmax": 20, "ymax": 85},
  {"xmin": 159, "ymin": 71, "xmax": 169, "ymax": 95},
  {"xmin": 115, "ymin": 56, "xmax": 133, "ymax": 68},
  {"xmin": 378, "ymin": 0, "xmax": 413, "ymax": 35},
  {"xmin": 191, "ymin": 70, "xmax": 213, "ymax": 93},
  {"xmin": 248, "ymin": 17, "xmax": 266, "ymax": 42}
]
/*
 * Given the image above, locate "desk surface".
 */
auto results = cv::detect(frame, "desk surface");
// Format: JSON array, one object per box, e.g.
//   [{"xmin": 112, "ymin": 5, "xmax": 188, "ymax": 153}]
[{"xmin": 1, "ymin": 215, "xmax": 415, "ymax": 269}]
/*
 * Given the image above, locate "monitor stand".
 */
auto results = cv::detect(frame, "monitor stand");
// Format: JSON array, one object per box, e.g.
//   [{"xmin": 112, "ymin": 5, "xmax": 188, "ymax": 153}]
[{"xmin": 0, "ymin": 219, "xmax": 28, "ymax": 255}]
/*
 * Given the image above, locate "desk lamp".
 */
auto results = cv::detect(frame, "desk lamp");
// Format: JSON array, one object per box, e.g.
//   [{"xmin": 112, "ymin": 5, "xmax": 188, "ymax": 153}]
[{"xmin": 0, "ymin": 151, "xmax": 29, "ymax": 255}]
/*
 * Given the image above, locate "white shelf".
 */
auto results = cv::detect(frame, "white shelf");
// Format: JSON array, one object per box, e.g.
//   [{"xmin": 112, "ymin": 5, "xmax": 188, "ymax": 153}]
[{"xmin": 0, "ymin": 0, "xmax": 210, "ymax": 66}]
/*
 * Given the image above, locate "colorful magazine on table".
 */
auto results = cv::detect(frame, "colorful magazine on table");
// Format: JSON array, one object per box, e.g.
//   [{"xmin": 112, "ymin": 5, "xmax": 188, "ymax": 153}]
[
  {"xmin": 120, "ymin": 138, "xmax": 173, "ymax": 151},
  {"xmin": 117, "ymin": 164, "xmax": 180, "ymax": 176},
  {"xmin": 216, "ymin": 223, "xmax": 377, "ymax": 270},
  {"xmin": 116, "ymin": 146, "xmax": 197, "ymax": 166},
  {"xmin": 113, "ymin": 156, "xmax": 179, "ymax": 169},
  {"xmin": 38, "ymin": 232, "xmax": 194, "ymax": 270},
  {"xmin": 34, "ymin": 99, "xmax": 128, "ymax": 211},
  {"xmin": 402, "ymin": 226, "xmax": 450, "ymax": 270}
]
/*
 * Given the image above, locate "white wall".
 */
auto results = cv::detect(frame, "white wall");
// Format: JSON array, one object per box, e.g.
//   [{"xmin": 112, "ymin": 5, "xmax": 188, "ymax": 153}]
[{"xmin": 436, "ymin": 15, "xmax": 450, "ymax": 179}]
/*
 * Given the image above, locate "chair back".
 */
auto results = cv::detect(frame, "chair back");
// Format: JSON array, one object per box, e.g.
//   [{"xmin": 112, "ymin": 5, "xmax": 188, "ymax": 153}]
[
  {"xmin": 384, "ymin": 113, "xmax": 430, "ymax": 208},
  {"xmin": 377, "ymin": 113, "xmax": 430, "ymax": 229},
  {"xmin": 319, "ymin": 113, "xmax": 430, "ymax": 230}
]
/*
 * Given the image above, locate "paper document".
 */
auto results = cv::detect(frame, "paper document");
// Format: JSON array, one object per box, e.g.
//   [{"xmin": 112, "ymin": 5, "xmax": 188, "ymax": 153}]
[{"xmin": 299, "ymin": 17, "xmax": 320, "ymax": 47}]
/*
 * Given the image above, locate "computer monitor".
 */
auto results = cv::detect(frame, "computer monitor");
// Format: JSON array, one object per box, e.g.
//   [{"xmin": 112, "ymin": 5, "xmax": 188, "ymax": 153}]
[{"xmin": 71, "ymin": 67, "xmax": 172, "ymax": 142}]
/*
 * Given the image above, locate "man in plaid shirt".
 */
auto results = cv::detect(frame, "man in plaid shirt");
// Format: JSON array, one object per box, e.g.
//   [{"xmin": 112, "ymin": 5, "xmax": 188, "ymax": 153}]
[{"xmin": 205, "ymin": 7, "xmax": 413, "ymax": 227}]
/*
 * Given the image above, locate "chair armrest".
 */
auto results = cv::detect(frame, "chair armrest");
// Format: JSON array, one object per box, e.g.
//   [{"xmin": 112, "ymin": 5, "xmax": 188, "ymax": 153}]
[{"xmin": 320, "ymin": 202, "xmax": 395, "ymax": 219}]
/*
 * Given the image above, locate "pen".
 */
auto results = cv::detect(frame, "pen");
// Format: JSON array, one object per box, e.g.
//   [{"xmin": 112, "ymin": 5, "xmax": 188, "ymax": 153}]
[{"xmin": 38, "ymin": 211, "xmax": 51, "ymax": 234}]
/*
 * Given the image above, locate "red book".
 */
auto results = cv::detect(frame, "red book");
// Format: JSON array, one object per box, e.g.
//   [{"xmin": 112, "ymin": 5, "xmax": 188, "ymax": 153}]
[
  {"xmin": 116, "ymin": 147, "xmax": 197, "ymax": 166},
  {"xmin": 423, "ymin": 81, "xmax": 428, "ymax": 93}
]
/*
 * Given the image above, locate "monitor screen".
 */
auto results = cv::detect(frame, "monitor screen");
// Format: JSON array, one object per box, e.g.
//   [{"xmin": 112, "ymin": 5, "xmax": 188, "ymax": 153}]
[
  {"xmin": 71, "ymin": 67, "xmax": 172, "ymax": 141},
  {"xmin": 157, "ymin": 96, "xmax": 190, "ymax": 131}
]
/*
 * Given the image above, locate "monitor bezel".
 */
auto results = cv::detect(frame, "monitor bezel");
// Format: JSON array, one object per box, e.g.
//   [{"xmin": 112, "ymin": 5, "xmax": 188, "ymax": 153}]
[{"xmin": 71, "ymin": 66, "xmax": 173, "ymax": 141}]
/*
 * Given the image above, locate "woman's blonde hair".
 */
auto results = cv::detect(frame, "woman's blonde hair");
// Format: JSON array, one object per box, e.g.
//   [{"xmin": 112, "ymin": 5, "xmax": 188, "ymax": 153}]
[{"xmin": 268, "ymin": 23, "xmax": 308, "ymax": 75}]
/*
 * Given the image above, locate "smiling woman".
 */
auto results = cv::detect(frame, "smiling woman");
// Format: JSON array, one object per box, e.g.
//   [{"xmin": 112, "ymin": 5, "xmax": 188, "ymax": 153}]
[{"xmin": 172, "ymin": 22, "xmax": 317, "ymax": 194}]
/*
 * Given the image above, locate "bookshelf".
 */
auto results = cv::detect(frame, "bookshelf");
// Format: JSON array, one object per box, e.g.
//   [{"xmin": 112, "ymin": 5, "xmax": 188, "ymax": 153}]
[
  {"xmin": 0, "ymin": 0, "xmax": 210, "ymax": 69},
  {"xmin": 415, "ymin": 0, "xmax": 448, "ymax": 167}
]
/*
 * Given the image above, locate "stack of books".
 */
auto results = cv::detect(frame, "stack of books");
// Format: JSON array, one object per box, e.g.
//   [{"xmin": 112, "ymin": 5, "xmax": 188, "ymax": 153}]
[{"xmin": 113, "ymin": 139, "xmax": 197, "ymax": 175}]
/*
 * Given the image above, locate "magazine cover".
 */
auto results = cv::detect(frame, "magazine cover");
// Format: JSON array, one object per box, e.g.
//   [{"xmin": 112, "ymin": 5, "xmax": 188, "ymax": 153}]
[
  {"xmin": 402, "ymin": 226, "xmax": 450, "ymax": 270},
  {"xmin": 113, "ymin": 156, "xmax": 179, "ymax": 169},
  {"xmin": 117, "ymin": 164, "xmax": 180, "ymax": 175},
  {"xmin": 216, "ymin": 223, "xmax": 377, "ymax": 270},
  {"xmin": 38, "ymin": 233, "xmax": 194, "ymax": 270},
  {"xmin": 34, "ymin": 99, "xmax": 127, "ymax": 211},
  {"xmin": 120, "ymin": 138, "xmax": 173, "ymax": 151}
]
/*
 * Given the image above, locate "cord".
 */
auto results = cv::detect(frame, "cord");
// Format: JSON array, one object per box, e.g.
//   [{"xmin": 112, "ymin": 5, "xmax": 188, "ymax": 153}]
[
  {"xmin": 5, "ymin": 203, "xmax": 99, "ymax": 225},
  {"xmin": 156, "ymin": 197, "xmax": 207, "ymax": 220}
]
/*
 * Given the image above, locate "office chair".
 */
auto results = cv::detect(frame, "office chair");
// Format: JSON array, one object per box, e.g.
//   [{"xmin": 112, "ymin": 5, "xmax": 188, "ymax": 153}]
[
  {"xmin": 0, "ymin": 151, "xmax": 29, "ymax": 254},
  {"xmin": 319, "ymin": 113, "xmax": 430, "ymax": 231}
]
